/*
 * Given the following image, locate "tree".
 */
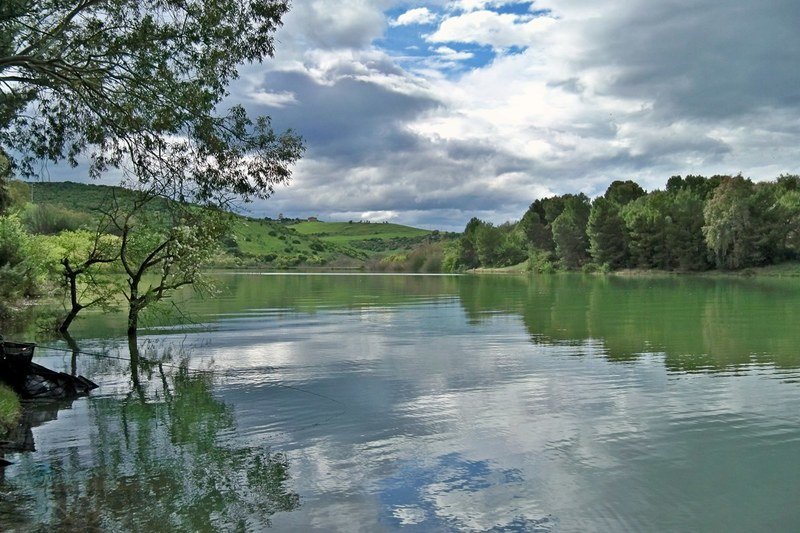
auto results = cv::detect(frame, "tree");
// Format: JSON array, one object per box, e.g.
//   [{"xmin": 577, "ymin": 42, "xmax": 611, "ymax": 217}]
[
  {"xmin": 0, "ymin": 149, "xmax": 10, "ymax": 214},
  {"xmin": 702, "ymin": 176, "xmax": 760, "ymax": 270},
  {"xmin": 91, "ymin": 184, "xmax": 228, "ymax": 336},
  {"xmin": 774, "ymin": 175, "xmax": 800, "ymax": 258},
  {"xmin": 519, "ymin": 199, "xmax": 555, "ymax": 252},
  {"xmin": 2, "ymin": 0, "xmax": 304, "ymax": 333},
  {"xmin": 0, "ymin": 214, "xmax": 47, "ymax": 317},
  {"xmin": 450, "ymin": 217, "xmax": 483, "ymax": 270},
  {"xmin": 474, "ymin": 222, "xmax": 503, "ymax": 267},
  {"xmin": 621, "ymin": 192, "xmax": 674, "ymax": 269},
  {"xmin": 587, "ymin": 197, "xmax": 628, "ymax": 269},
  {"xmin": 604, "ymin": 180, "xmax": 645, "ymax": 207},
  {"xmin": 666, "ymin": 174, "xmax": 723, "ymax": 201},
  {"xmin": 665, "ymin": 189, "xmax": 711, "ymax": 271},
  {"xmin": 1, "ymin": 0, "xmax": 303, "ymax": 207},
  {"xmin": 551, "ymin": 194, "xmax": 590, "ymax": 269},
  {"xmin": 46, "ymin": 229, "xmax": 119, "ymax": 333}
]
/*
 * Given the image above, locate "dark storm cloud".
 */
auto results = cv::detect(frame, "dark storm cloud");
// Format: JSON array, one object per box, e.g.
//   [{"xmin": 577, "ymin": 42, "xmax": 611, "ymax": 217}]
[
  {"xmin": 241, "ymin": 70, "xmax": 440, "ymax": 163},
  {"xmin": 584, "ymin": 0, "xmax": 800, "ymax": 120}
]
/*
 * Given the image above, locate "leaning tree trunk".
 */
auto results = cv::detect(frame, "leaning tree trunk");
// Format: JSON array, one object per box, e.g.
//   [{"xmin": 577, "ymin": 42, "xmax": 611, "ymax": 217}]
[
  {"xmin": 127, "ymin": 331, "xmax": 145, "ymax": 401},
  {"xmin": 127, "ymin": 278, "xmax": 142, "ymax": 337},
  {"xmin": 127, "ymin": 306, "xmax": 139, "ymax": 338},
  {"xmin": 58, "ymin": 262, "xmax": 82, "ymax": 334}
]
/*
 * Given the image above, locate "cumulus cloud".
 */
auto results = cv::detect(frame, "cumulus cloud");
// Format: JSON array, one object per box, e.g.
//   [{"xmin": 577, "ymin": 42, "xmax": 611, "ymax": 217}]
[
  {"xmin": 248, "ymin": 90, "xmax": 298, "ymax": 108},
  {"xmin": 428, "ymin": 10, "xmax": 556, "ymax": 49},
  {"xmin": 392, "ymin": 7, "xmax": 438, "ymax": 26},
  {"xmin": 219, "ymin": 0, "xmax": 800, "ymax": 229},
  {"xmin": 449, "ymin": 0, "xmax": 531, "ymax": 12},
  {"xmin": 433, "ymin": 46, "xmax": 475, "ymax": 61}
]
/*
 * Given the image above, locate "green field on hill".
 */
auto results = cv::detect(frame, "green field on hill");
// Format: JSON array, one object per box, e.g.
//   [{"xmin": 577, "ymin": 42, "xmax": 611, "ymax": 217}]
[
  {"xmin": 290, "ymin": 220, "xmax": 431, "ymax": 241},
  {"xmin": 23, "ymin": 182, "xmax": 438, "ymax": 267}
]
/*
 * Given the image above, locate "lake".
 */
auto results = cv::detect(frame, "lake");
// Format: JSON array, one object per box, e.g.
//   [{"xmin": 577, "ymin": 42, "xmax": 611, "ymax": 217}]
[{"xmin": 2, "ymin": 272, "xmax": 800, "ymax": 531}]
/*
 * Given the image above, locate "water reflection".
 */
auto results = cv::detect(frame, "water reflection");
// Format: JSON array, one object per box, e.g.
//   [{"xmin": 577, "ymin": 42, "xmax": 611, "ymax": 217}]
[
  {"xmin": 456, "ymin": 274, "xmax": 800, "ymax": 373},
  {"xmin": 4, "ymin": 273, "xmax": 800, "ymax": 531},
  {"xmin": 0, "ymin": 342, "xmax": 299, "ymax": 532}
]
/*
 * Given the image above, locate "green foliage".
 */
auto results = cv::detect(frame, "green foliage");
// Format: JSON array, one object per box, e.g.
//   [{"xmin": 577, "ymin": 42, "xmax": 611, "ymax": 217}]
[
  {"xmin": 604, "ymin": 180, "xmax": 645, "ymax": 206},
  {"xmin": 21, "ymin": 203, "xmax": 92, "ymax": 234},
  {"xmin": 551, "ymin": 194, "xmax": 591, "ymax": 269},
  {"xmin": 527, "ymin": 248, "xmax": 556, "ymax": 273},
  {"xmin": 0, "ymin": 383, "xmax": 21, "ymax": 435},
  {"xmin": 5, "ymin": 180, "xmax": 29, "ymax": 212},
  {"xmin": 39, "ymin": 230, "xmax": 122, "ymax": 331},
  {"xmin": 587, "ymin": 197, "xmax": 628, "ymax": 269},
  {"xmin": 668, "ymin": 189, "xmax": 712, "ymax": 271},
  {"xmin": 666, "ymin": 174, "xmax": 723, "ymax": 201},
  {"xmin": 1, "ymin": 0, "xmax": 302, "ymax": 206},
  {"xmin": 474, "ymin": 223, "xmax": 503, "ymax": 266},
  {"xmin": 475, "ymin": 173, "xmax": 800, "ymax": 274},
  {"xmin": 0, "ymin": 215, "xmax": 46, "ymax": 310},
  {"xmin": 372, "ymin": 242, "xmax": 446, "ymax": 273},
  {"xmin": 454, "ymin": 219, "xmax": 528, "ymax": 269},
  {"xmin": 449, "ymin": 218, "xmax": 484, "ymax": 270},
  {"xmin": 0, "ymin": 150, "xmax": 10, "ymax": 214},
  {"xmin": 703, "ymin": 176, "xmax": 762, "ymax": 270},
  {"xmin": 621, "ymin": 191, "xmax": 675, "ymax": 269}
]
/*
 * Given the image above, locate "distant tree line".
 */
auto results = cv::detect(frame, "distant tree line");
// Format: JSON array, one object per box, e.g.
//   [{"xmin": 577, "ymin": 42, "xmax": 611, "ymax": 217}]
[{"xmin": 444, "ymin": 174, "xmax": 800, "ymax": 272}]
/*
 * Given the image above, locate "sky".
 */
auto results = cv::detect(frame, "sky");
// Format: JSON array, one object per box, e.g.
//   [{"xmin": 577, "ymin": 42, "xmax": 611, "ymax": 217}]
[{"xmin": 53, "ymin": 1, "xmax": 800, "ymax": 230}]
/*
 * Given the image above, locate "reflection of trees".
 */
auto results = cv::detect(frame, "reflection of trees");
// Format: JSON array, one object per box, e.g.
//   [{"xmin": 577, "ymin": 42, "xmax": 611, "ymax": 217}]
[
  {"xmin": 457, "ymin": 274, "xmax": 800, "ymax": 373},
  {"xmin": 0, "ymin": 341, "xmax": 299, "ymax": 531}
]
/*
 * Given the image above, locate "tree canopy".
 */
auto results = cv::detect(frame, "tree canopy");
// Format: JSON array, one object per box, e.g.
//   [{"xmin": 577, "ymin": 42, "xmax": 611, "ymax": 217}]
[
  {"xmin": 445, "ymin": 174, "xmax": 800, "ymax": 273},
  {"xmin": 0, "ymin": 0, "xmax": 303, "ymax": 205}
]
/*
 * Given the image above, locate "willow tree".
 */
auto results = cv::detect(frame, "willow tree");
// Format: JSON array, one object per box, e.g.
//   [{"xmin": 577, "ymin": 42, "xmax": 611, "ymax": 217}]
[
  {"xmin": 0, "ymin": 0, "xmax": 303, "ymax": 207},
  {"xmin": 702, "ymin": 176, "xmax": 760, "ymax": 270},
  {"xmin": 2, "ymin": 0, "xmax": 304, "ymax": 334}
]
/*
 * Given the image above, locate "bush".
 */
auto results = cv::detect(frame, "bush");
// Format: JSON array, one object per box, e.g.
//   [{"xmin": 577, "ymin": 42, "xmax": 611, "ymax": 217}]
[
  {"xmin": 0, "ymin": 215, "xmax": 47, "ymax": 312},
  {"xmin": 22, "ymin": 203, "xmax": 92, "ymax": 234},
  {"xmin": 528, "ymin": 248, "xmax": 556, "ymax": 274}
]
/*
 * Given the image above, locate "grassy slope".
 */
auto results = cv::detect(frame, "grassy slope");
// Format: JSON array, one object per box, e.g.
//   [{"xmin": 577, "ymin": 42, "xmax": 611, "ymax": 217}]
[
  {"xmin": 27, "ymin": 182, "xmax": 434, "ymax": 266},
  {"xmin": 290, "ymin": 221, "xmax": 431, "ymax": 243},
  {"xmin": 289, "ymin": 221, "xmax": 436, "ymax": 257}
]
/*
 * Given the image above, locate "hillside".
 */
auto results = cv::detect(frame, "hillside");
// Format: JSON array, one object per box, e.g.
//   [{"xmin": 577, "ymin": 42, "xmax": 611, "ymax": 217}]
[
  {"xmin": 289, "ymin": 220, "xmax": 436, "ymax": 253},
  {"xmin": 24, "ymin": 181, "xmax": 440, "ymax": 268}
]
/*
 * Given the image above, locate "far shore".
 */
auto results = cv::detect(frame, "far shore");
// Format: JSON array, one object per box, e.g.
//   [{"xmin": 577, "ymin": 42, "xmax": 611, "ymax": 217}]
[{"xmin": 469, "ymin": 260, "xmax": 800, "ymax": 277}]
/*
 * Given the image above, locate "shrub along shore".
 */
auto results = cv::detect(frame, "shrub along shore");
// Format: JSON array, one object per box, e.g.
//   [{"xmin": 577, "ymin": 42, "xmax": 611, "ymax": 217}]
[{"xmin": 0, "ymin": 384, "xmax": 21, "ymax": 435}]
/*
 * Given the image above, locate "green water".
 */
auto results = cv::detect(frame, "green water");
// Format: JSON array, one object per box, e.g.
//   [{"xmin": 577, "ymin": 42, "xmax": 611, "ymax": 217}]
[{"xmin": 2, "ymin": 273, "xmax": 800, "ymax": 531}]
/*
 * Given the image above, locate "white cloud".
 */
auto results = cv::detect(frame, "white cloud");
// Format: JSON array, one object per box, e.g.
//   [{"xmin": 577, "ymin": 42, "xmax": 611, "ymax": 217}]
[
  {"xmin": 433, "ymin": 46, "xmax": 474, "ymax": 60},
  {"xmin": 222, "ymin": 0, "xmax": 800, "ymax": 229},
  {"xmin": 248, "ymin": 90, "xmax": 298, "ymax": 107},
  {"xmin": 359, "ymin": 210, "xmax": 399, "ymax": 222},
  {"xmin": 392, "ymin": 7, "xmax": 438, "ymax": 26},
  {"xmin": 428, "ymin": 10, "xmax": 557, "ymax": 49},
  {"xmin": 449, "ymin": 0, "xmax": 531, "ymax": 12}
]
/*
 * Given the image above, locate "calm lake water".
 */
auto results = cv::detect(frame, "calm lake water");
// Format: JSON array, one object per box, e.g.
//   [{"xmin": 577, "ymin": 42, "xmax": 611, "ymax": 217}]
[{"xmin": 3, "ymin": 273, "xmax": 800, "ymax": 531}]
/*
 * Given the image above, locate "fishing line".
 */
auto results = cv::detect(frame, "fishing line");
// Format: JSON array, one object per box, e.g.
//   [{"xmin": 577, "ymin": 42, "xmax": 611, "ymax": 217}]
[
  {"xmin": 7, "ymin": 340, "xmax": 347, "ymax": 409},
  {"xmin": 13, "ymin": 341, "xmax": 213, "ymax": 371}
]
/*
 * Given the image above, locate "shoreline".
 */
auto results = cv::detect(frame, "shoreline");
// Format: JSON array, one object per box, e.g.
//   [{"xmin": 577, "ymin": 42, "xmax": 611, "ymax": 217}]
[{"xmin": 468, "ymin": 261, "xmax": 800, "ymax": 278}]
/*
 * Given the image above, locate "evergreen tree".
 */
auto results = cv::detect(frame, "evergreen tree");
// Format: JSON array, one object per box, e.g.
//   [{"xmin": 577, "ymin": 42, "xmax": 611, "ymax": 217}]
[
  {"xmin": 551, "ymin": 195, "xmax": 591, "ymax": 269},
  {"xmin": 587, "ymin": 197, "xmax": 628, "ymax": 268}
]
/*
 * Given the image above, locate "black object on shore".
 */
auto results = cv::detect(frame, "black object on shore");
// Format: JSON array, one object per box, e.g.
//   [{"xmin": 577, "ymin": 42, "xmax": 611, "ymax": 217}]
[{"xmin": 0, "ymin": 339, "xmax": 98, "ymax": 400}]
